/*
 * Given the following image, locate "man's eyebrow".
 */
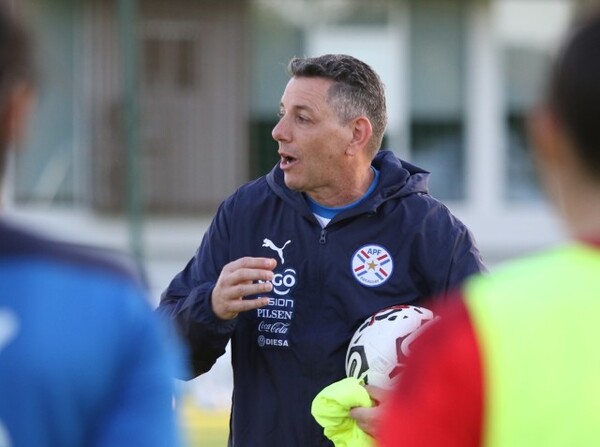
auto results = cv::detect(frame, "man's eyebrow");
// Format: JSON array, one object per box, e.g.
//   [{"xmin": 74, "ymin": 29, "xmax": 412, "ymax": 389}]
[{"xmin": 279, "ymin": 103, "xmax": 316, "ymax": 113}]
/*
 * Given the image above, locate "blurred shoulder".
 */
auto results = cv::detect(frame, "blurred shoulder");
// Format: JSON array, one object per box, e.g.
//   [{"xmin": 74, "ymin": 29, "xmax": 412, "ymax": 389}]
[{"xmin": 0, "ymin": 218, "xmax": 145, "ymax": 288}]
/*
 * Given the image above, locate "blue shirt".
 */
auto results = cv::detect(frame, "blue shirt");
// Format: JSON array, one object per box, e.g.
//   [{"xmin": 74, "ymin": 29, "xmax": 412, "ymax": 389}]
[
  {"xmin": 306, "ymin": 167, "xmax": 380, "ymax": 227},
  {"xmin": 0, "ymin": 219, "xmax": 183, "ymax": 447}
]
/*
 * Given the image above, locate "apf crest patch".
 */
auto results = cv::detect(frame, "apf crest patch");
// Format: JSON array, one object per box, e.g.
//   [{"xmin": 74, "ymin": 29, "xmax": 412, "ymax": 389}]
[{"xmin": 351, "ymin": 244, "xmax": 394, "ymax": 287}]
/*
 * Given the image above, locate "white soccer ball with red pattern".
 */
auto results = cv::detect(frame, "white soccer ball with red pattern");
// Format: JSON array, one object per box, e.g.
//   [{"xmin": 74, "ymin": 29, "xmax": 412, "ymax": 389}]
[{"xmin": 345, "ymin": 305, "xmax": 436, "ymax": 389}]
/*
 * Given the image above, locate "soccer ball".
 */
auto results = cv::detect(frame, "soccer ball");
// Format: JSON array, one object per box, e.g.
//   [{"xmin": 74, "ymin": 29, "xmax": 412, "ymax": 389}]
[{"xmin": 345, "ymin": 305, "xmax": 436, "ymax": 389}]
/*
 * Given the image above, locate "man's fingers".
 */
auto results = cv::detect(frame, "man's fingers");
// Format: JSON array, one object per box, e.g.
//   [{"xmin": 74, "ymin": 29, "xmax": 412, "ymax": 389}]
[
  {"xmin": 228, "ymin": 280, "xmax": 273, "ymax": 298},
  {"xmin": 224, "ymin": 267, "xmax": 276, "ymax": 286},
  {"xmin": 212, "ymin": 257, "xmax": 277, "ymax": 320},
  {"xmin": 212, "ymin": 281, "xmax": 272, "ymax": 319},
  {"xmin": 348, "ymin": 386, "xmax": 388, "ymax": 437},
  {"xmin": 235, "ymin": 297, "xmax": 270, "ymax": 313},
  {"xmin": 363, "ymin": 385, "xmax": 388, "ymax": 404},
  {"xmin": 349, "ymin": 406, "xmax": 377, "ymax": 436},
  {"xmin": 225, "ymin": 257, "xmax": 277, "ymax": 272}
]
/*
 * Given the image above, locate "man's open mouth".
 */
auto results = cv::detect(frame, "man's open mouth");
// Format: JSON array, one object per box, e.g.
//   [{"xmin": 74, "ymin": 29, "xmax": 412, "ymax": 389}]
[{"xmin": 280, "ymin": 155, "xmax": 297, "ymax": 167}]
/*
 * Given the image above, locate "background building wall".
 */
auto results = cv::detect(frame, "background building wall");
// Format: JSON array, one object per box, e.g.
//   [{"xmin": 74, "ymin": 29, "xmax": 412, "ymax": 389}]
[{"xmin": 4, "ymin": 3, "xmax": 581, "ymax": 442}]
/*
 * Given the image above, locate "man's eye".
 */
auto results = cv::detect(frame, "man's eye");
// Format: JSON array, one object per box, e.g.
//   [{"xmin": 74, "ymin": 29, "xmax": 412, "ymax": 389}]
[
  {"xmin": 277, "ymin": 110, "xmax": 285, "ymax": 118},
  {"xmin": 297, "ymin": 115, "xmax": 309, "ymax": 123}
]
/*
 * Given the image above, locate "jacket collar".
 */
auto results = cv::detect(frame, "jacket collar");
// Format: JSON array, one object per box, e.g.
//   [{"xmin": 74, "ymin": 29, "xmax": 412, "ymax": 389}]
[{"xmin": 265, "ymin": 150, "xmax": 431, "ymax": 223}]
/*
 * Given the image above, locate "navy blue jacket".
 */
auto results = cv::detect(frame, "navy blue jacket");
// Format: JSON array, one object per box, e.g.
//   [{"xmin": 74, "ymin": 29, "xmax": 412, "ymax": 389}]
[{"xmin": 159, "ymin": 150, "xmax": 485, "ymax": 446}]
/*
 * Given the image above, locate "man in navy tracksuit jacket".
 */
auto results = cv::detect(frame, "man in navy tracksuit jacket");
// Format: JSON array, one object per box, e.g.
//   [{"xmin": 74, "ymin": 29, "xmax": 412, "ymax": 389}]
[{"xmin": 158, "ymin": 55, "xmax": 485, "ymax": 446}]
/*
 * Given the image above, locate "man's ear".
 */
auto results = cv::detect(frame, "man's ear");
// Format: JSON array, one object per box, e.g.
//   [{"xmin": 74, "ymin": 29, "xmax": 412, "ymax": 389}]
[
  {"xmin": 528, "ymin": 104, "xmax": 580, "ymax": 211},
  {"xmin": 346, "ymin": 116, "xmax": 373, "ymax": 156},
  {"xmin": 0, "ymin": 82, "xmax": 35, "ymax": 148},
  {"xmin": 528, "ymin": 105, "xmax": 565, "ymax": 169}
]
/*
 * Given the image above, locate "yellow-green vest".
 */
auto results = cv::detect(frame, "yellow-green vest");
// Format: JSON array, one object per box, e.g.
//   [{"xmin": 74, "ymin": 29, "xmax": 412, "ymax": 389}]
[{"xmin": 465, "ymin": 244, "xmax": 600, "ymax": 447}]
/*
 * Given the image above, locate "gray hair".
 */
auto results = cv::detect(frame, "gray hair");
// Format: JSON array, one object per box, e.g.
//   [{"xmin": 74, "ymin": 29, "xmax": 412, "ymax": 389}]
[{"xmin": 288, "ymin": 54, "xmax": 387, "ymax": 156}]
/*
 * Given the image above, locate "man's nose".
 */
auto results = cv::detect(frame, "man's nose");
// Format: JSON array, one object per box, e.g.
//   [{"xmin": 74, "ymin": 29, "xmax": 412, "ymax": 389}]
[{"xmin": 272, "ymin": 118, "xmax": 289, "ymax": 142}]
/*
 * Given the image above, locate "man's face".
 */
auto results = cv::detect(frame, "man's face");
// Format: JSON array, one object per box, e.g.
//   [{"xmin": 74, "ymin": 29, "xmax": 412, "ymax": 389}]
[{"xmin": 272, "ymin": 76, "xmax": 353, "ymax": 201}]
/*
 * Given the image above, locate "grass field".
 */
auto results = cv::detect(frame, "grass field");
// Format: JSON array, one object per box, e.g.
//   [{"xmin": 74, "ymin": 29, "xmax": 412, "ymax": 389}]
[{"xmin": 180, "ymin": 397, "xmax": 230, "ymax": 447}]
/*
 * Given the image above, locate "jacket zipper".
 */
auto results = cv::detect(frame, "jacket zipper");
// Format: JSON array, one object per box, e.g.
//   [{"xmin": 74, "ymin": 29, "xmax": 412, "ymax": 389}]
[{"xmin": 319, "ymin": 228, "xmax": 327, "ymax": 244}]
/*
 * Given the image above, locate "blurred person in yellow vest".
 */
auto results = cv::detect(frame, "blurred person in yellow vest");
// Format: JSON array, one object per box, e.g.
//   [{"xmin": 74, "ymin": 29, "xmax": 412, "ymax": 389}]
[{"xmin": 378, "ymin": 8, "xmax": 600, "ymax": 447}]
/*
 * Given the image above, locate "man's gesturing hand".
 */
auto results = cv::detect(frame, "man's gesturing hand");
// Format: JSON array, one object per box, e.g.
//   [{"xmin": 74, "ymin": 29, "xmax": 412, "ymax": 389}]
[{"xmin": 212, "ymin": 257, "xmax": 277, "ymax": 320}]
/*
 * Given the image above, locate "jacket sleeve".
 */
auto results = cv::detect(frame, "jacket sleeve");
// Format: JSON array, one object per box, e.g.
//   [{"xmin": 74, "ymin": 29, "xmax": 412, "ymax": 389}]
[
  {"xmin": 413, "ymin": 199, "xmax": 486, "ymax": 299},
  {"xmin": 156, "ymin": 199, "xmax": 237, "ymax": 380}
]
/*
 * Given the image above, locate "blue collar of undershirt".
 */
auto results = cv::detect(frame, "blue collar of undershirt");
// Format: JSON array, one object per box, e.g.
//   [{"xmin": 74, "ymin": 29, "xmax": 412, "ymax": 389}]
[{"xmin": 306, "ymin": 167, "xmax": 380, "ymax": 219}]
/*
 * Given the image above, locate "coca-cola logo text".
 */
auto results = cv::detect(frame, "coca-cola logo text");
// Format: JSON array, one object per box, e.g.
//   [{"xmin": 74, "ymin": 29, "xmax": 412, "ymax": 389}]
[{"xmin": 258, "ymin": 321, "xmax": 290, "ymax": 334}]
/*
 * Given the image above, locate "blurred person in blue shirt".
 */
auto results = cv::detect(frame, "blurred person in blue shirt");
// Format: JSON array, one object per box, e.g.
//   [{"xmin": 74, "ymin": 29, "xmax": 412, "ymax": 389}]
[{"xmin": 0, "ymin": 3, "xmax": 183, "ymax": 446}]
